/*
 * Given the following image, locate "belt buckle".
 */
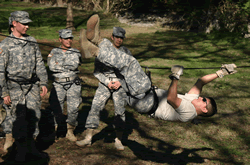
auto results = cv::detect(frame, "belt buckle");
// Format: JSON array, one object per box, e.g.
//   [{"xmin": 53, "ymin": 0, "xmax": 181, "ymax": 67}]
[{"xmin": 66, "ymin": 77, "xmax": 70, "ymax": 82}]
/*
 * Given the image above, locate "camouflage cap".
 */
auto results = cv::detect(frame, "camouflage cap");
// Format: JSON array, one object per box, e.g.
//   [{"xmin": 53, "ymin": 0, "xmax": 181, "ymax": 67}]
[
  {"xmin": 9, "ymin": 11, "xmax": 32, "ymax": 25},
  {"xmin": 112, "ymin": 27, "xmax": 126, "ymax": 38},
  {"xmin": 59, "ymin": 29, "xmax": 74, "ymax": 39}
]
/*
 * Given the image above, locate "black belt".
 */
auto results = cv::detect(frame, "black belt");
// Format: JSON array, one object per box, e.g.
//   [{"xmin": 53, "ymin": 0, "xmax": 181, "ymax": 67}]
[
  {"xmin": 8, "ymin": 77, "xmax": 38, "ymax": 85},
  {"xmin": 147, "ymin": 86, "xmax": 159, "ymax": 115}
]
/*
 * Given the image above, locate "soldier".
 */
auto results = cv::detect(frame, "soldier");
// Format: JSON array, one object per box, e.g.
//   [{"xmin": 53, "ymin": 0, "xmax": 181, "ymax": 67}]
[
  {"xmin": 77, "ymin": 14, "xmax": 236, "ymax": 130},
  {"xmin": 0, "ymin": 11, "xmax": 48, "ymax": 161},
  {"xmin": 76, "ymin": 26, "xmax": 132, "ymax": 150},
  {"xmin": 47, "ymin": 29, "xmax": 82, "ymax": 142}
]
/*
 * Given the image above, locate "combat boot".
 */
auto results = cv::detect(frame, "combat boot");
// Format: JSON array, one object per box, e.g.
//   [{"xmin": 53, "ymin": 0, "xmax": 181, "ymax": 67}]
[
  {"xmin": 75, "ymin": 128, "xmax": 94, "ymax": 147},
  {"xmin": 86, "ymin": 14, "xmax": 102, "ymax": 45},
  {"xmin": 15, "ymin": 138, "xmax": 28, "ymax": 162},
  {"xmin": 3, "ymin": 133, "xmax": 14, "ymax": 153},
  {"xmin": 27, "ymin": 137, "xmax": 47, "ymax": 158},
  {"xmin": 66, "ymin": 123, "xmax": 77, "ymax": 142},
  {"xmin": 79, "ymin": 29, "xmax": 99, "ymax": 58},
  {"xmin": 114, "ymin": 131, "xmax": 124, "ymax": 151}
]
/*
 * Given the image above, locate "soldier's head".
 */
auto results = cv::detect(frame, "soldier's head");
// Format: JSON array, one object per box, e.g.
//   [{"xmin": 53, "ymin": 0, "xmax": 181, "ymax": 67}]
[
  {"xmin": 58, "ymin": 29, "xmax": 74, "ymax": 50},
  {"xmin": 196, "ymin": 96, "xmax": 217, "ymax": 117},
  {"xmin": 111, "ymin": 27, "xmax": 126, "ymax": 49},
  {"xmin": 9, "ymin": 11, "xmax": 32, "ymax": 35}
]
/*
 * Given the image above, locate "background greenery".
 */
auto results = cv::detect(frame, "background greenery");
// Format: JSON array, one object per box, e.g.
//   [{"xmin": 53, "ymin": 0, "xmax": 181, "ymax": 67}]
[{"xmin": 0, "ymin": 1, "xmax": 250, "ymax": 164}]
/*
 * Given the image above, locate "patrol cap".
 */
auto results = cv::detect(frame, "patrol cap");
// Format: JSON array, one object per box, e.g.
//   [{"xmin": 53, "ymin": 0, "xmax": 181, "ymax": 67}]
[
  {"xmin": 59, "ymin": 29, "xmax": 74, "ymax": 39},
  {"xmin": 112, "ymin": 27, "xmax": 126, "ymax": 38},
  {"xmin": 9, "ymin": 11, "xmax": 32, "ymax": 25}
]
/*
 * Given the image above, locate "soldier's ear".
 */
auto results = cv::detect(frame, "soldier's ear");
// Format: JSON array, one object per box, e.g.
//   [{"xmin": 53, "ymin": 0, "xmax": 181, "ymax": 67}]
[
  {"xmin": 201, "ymin": 107, "xmax": 208, "ymax": 114},
  {"xmin": 12, "ymin": 20, "xmax": 18, "ymax": 26}
]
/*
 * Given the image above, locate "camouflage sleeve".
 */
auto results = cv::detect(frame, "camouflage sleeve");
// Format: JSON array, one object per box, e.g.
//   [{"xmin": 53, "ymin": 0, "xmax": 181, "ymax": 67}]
[
  {"xmin": 63, "ymin": 49, "xmax": 81, "ymax": 71},
  {"xmin": 34, "ymin": 40, "xmax": 48, "ymax": 87},
  {"xmin": 93, "ymin": 58, "xmax": 110, "ymax": 86},
  {"xmin": 49, "ymin": 49, "xmax": 70, "ymax": 73},
  {"xmin": 123, "ymin": 46, "xmax": 132, "ymax": 56},
  {"xmin": 0, "ymin": 46, "xmax": 9, "ymax": 98}
]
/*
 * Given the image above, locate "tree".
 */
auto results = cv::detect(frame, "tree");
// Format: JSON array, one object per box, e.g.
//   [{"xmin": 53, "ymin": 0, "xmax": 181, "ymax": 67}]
[
  {"xmin": 66, "ymin": 0, "xmax": 75, "ymax": 30},
  {"xmin": 57, "ymin": 0, "xmax": 64, "ymax": 7}
]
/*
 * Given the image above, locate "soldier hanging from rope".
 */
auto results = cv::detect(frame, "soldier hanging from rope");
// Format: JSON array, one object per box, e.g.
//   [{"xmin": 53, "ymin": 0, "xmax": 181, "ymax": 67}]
[{"xmin": 75, "ymin": 14, "xmax": 238, "ymax": 149}]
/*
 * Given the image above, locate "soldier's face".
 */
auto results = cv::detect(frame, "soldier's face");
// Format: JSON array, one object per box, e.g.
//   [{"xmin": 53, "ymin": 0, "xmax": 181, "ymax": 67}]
[
  {"xmin": 13, "ymin": 21, "xmax": 29, "ymax": 35},
  {"xmin": 59, "ymin": 37, "xmax": 73, "ymax": 50},
  {"xmin": 111, "ymin": 36, "xmax": 124, "ymax": 48}
]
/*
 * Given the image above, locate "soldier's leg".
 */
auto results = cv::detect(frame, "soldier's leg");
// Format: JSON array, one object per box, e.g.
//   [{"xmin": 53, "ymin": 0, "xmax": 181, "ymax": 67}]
[
  {"xmin": 65, "ymin": 83, "xmax": 82, "ymax": 141},
  {"xmin": 112, "ymin": 87, "xmax": 127, "ymax": 151},
  {"xmin": 25, "ymin": 84, "xmax": 43, "ymax": 138},
  {"xmin": 85, "ymin": 83, "xmax": 111, "ymax": 129},
  {"xmin": 76, "ymin": 83, "xmax": 111, "ymax": 147},
  {"xmin": 2, "ymin": 105, "xmax": 14, "ymax": 153},
  {"xmin": 49, "ymin": 82, "xmax": 67, "ymax": 131}
]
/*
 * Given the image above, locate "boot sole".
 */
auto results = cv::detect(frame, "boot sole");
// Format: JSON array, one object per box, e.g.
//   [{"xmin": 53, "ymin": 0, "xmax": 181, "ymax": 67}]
[{"xmin": 86, "ymin": 14, "xmax": 100, "ymax": 41}]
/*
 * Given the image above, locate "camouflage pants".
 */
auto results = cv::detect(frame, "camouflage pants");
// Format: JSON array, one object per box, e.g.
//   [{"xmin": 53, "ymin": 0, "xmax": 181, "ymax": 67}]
[
  {"xmin": 49, "ymin": 81, "xmax": 82, "ymax": 127},
  {"xmin": 85, "ymin": 82, "xmax": 127, "ymax": 130},
  {"xmin": 97, "ymin": 39, "xmax": 151, "ymax": 98},
  {"xmin": 1, "ymin": 82, "xmax": 41, "ymax": 139},
  {"xmin": 127, "ymin": 90, "xmax": 155, "ymax": 114}
]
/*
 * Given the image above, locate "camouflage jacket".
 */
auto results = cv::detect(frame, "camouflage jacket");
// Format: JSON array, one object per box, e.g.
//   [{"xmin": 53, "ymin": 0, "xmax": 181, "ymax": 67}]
[
  {"xmin": 0, "ymin": 33, "xmax": 48, "ymax": 97},
  {"xmin": 47, "ymin": 47, "xmax": 81, "ymax": 78}
]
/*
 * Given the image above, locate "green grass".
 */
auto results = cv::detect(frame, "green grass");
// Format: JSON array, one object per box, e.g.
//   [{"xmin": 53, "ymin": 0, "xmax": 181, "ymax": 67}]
[{"xmin": 1, "ymin": 1, "xmax": 250, "ymax": 164}]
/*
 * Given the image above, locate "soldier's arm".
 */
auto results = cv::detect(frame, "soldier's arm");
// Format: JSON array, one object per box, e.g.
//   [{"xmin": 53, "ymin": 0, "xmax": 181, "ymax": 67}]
[
  {"xmin": 34, "ymin": 41, "xmax": 48, "ymax": 87},
  {"xmin": 63, "ymin": 50, "xmax": 81, "ymax": 71},
  {"xmin": 0, "ymin": 47, "xmax": 10, "ymax": 98},
  {"xmin": 48, "ymin": 49, "xmax": 69, "ymax": 73},
  {"xmin": 93, "ymin": 58, "xmax": 110, "ymax": 86},
  {"xmin": 188, "ymin": 74, "xmax": 218, "ymax": 95}
]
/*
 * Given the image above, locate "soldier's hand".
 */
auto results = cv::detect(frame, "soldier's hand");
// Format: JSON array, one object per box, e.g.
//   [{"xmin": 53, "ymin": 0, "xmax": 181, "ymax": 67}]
[
  {"xmin": 112, "ymin": 81, "xmax": 121, "ymax": 90},
  {"xmin": 40, "ymin": 86, "xmax": 48, "ymax": 97},
  {"xmin": 216, "ymin": 63, "xmax": 237, "ymax": 78},
  {"xmin": 108, "ymin": 81, "xmax": 114, "ymax": 89},
  {"xmin": 3, "ymin": 96, "xmax": 11, "ymax": 105},
  {"xmin": 169, "ymin": 65, "xmax": 184, "ymax": 80}
]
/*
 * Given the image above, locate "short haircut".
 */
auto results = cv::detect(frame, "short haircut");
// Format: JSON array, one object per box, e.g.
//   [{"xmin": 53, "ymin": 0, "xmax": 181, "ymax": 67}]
[{"xmin": 204, "ymin": 97, "xmax": 217, "ymax": 117}]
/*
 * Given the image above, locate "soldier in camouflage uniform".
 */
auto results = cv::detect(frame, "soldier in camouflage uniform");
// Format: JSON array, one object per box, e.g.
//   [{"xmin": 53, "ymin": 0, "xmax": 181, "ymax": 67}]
[
  {"xmin": 0, "ymin": 11, "xmax": 48, "ymax": 161},
  {"xmin": 47, "ymin": 29, "xmax": 82, "ymax": 142},
  {"xmin": 76, "ymin": 27, "xmax": 132, "ymax": 150}
]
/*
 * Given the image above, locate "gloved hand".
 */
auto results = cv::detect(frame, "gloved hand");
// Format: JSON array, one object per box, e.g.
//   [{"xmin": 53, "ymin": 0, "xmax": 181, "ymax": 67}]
[
  {"xmin": 169, "ymin": 65, "xmax": 184, "ymax": 80},
  {"xmin": 216, "ymin": 63, "xmax": 237, "ymax": 78}
]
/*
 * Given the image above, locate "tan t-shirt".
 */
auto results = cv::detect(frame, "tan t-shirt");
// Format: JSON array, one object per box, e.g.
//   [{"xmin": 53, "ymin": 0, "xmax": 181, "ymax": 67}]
[{"xmin": 153, "ymin": 89, "xmax": 197, "ymax": 122}]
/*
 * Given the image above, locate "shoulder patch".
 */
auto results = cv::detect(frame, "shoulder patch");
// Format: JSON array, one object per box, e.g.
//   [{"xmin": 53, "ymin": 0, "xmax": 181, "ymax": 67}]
[
  {"xmin": 0, "ymin": 48, "xmax": 2, "ymax": 54},
  {"xmin": 48, "ymin": 53, "xmax": 53, "ymax": 57}
]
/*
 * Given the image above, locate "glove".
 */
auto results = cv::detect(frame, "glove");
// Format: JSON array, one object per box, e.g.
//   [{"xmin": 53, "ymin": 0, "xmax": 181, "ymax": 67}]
[
  {"xmin": 169, "ymin": 65, "xmax": 184, "ymax": 80},
  {"xmin": 216, "ymin": 63, "xmax": 237, "ymax": 78}
]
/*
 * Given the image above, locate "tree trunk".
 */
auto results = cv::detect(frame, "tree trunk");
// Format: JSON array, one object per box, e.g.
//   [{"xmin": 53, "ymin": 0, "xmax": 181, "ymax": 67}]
[
  {"xmin": 105, "ymin": 0, "xmax": 110, "ymax": 13},
  {"xmin": 66, "ymin": 1, "xmax": 75, "ymax": 30},
  {"xmin": 57, "ymin": 0, "xmax": 64, "ymax": 7},
  {"xmin": 24, "ymin": 0, "xmax": 30, "ymax": 2}
]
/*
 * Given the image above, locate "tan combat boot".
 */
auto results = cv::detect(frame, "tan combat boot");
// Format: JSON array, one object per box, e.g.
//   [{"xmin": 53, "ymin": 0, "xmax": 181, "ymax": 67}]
[
  {"xmin": 79, "ymin": 29, "xmax": 99, "ymax": 59},
  {"xmin": 75, "ymin": 128, "xmax": 94, "ymax": 147},
  {"xmin": 3, "ymin": 133, "xmax": 14, "ymax": 153},
  {"xmin": 114, "ymin": 131, "xmax": 124, "ymax": 151},
  {"xmin": 66, "ymin": 123, "xmax": 77, "ymax": 142},
  {"xmin": 86, "ymin": 14, "xmax": 101, "ymax": 45}
]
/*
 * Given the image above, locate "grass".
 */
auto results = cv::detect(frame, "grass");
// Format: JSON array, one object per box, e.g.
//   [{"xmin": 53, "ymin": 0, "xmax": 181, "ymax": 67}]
[{"xmin": 0, "ymin": 1, "xmax": 250, "ymax": 165}]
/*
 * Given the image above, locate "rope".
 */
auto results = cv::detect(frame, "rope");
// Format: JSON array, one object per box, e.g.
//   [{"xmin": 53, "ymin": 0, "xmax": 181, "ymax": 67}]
[
  {"xmin": 1, "ymin": 33, "xmax": 250, "ymax": 70},
  {"xmin": 0, "ymin": 33, "xmax": 80, "ymax": 53},
  {"xmin": 142, "ymin": 65, "xmax": 250, "ymax": 70}
]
